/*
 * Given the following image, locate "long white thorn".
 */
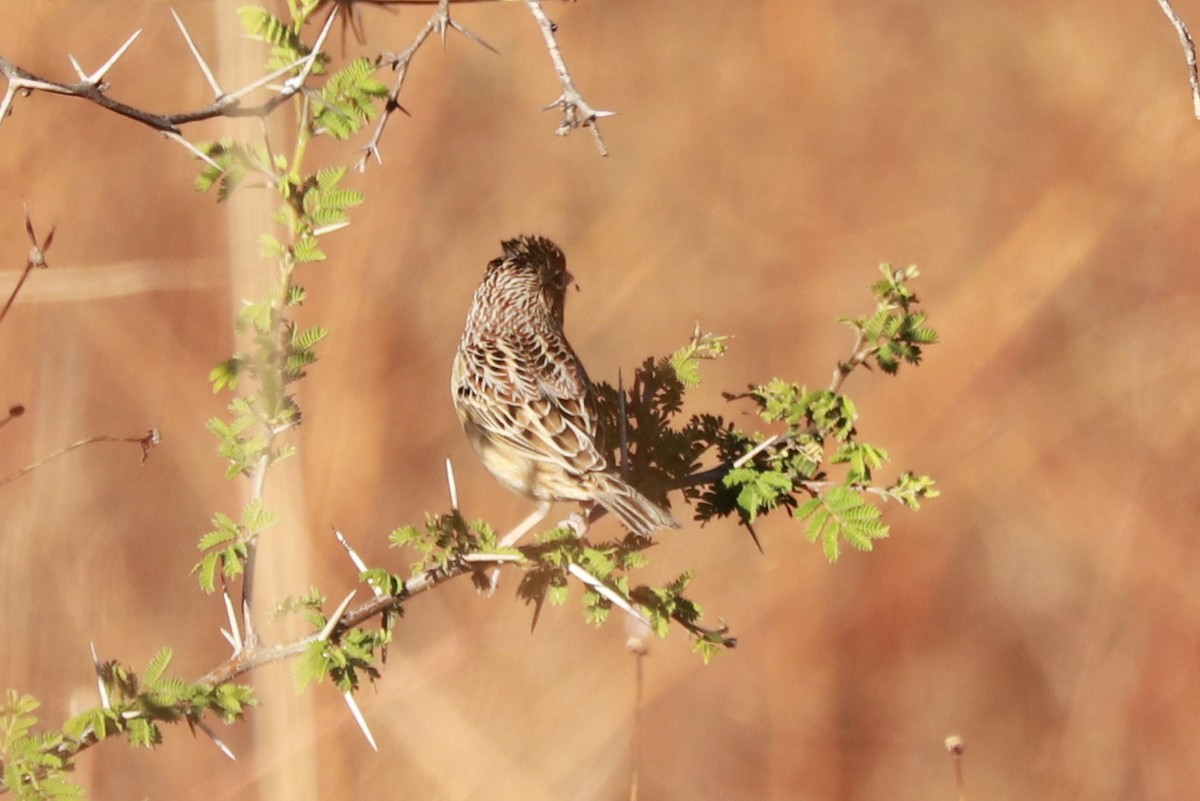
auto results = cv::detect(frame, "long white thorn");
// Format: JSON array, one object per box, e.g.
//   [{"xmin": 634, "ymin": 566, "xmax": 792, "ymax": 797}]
[
  {"xmin": 224, "ymin": 56, "xmax": 308, "ymax": 103},
  {"xmin": 171, "ymin": 8, "xmax": 222, "ymax": 97},
  {"xmin": 162, "ymin": 130, "xmax": 221, "ymax": 169},
  {"xmin": 319, "ymin": 590, "xmax": 358, "ymax": 642},
  {"xmin": 88, "ymin": 29, "xmax": 143, "ymax": 84},
  {"xmin": 461, "ymin": 552, "xmax": 525, "ymax": 564},
  {"xmin": 445, "ymin": 458, "xmax": 459, "ymax": 512},
  {"xmin": 90, "ymin": 642, "xmax": 110, "ymax": 709},
  {"xmin": 335, "ymin": 529, "xmax": 384, "ymax": 599},
  {"xmin": 67, "ymin": 54, "xmax": 87, "ymax": 82},
  {"xmin": 222, "ymin": 581, "xmax": 243, "ymax": 653},
  {"xmin": 194, "ymin": 717, "xmax": 237, "ymax": 760},
  {"xmin": 341, "ymin": 690, "xmax": 379, "ymax": 751},
  {"xmin": 732, "ymin": 433, "xmax": 780, "ymax": 469},
  {"xmin": 284, "ymin": 7, "xmax": 339, "ymax": 92},
  {"xmin": 568, "ymin": 563, "xmax": 649, "ymax": 626}
]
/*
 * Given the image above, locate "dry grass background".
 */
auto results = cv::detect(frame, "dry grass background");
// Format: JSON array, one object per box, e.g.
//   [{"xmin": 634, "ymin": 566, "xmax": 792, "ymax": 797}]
[{"xmin": 1, "ymin": 1, "xmax": 1199, "ymax": 799}]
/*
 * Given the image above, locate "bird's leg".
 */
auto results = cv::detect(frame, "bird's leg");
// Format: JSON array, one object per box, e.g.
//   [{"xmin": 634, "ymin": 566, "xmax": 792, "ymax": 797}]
[
  {"xmin": 499, "ymin": 500, "xmax": 552, "ymax": 548},
  {"xmin": 486, "ymin": 500, "xmax": 553, "ymax": 595},
  {"xmin": 565, "ymin": 510, "xmax": 589, "ymax": 538}
]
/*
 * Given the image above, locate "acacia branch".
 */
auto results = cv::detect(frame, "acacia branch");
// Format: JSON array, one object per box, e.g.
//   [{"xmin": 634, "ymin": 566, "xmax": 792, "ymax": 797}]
[
  {"xmin": 357, "ymin": 0, "xmax": 497, "ymax": 170},
  {"xmin": 525, "ymin": 0, "xmax": 613, "ymax": 155},
  {"xmin": 0, "ymin": 12, "xmax": 329, "ymax": 163}
]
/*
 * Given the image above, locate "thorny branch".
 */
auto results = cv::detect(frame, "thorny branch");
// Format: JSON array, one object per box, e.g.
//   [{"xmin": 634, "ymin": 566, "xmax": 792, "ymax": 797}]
[
  {"xmin": 0, "ymin": 1, "xmax": 607, "ymax": 170},
  {"xmin": 525, "ymin": 0, "xmax": 613, "ymax": 156},
  {"xmin": 0, "ymin": 202, "xmax": 55, "ymax": 329},
  {"xmin": 359, "ymin": 0, "xmax": 500, "ymax": 170},
  {"xmin": 0, "ymin": 27, "xmax": 313, "ymax": 163}
]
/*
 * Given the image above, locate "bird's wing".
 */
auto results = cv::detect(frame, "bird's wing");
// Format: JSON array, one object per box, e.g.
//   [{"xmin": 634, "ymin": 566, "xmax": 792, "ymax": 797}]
[{"xmin": 453, "ymin": 329, "xmax": 609, "ymax": 477}]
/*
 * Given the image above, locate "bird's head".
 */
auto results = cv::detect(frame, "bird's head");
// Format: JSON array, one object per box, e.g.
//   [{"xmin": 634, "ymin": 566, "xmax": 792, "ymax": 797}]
[{"xmin": 479, "ymin": 235, "xmax": 573, "ymax": 326}]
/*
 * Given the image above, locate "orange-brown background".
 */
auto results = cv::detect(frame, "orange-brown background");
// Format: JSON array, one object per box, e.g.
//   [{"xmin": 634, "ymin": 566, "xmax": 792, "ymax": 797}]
[{"xmin": 1, "ymin": 1, "xmax": 1197, "ymax": 799}]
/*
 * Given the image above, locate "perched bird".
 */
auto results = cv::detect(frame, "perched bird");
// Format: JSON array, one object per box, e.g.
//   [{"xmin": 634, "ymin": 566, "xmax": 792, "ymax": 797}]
[{"xmin": 451, "ymin": 235, "xmax": 679, "ymax": 541}]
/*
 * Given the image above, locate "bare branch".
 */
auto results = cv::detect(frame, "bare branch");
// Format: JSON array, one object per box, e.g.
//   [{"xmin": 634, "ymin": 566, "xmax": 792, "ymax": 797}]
[
  {"xmin": 356, "ymin": 0, "xmax": 496, "ymax": 171},
  {"xmin": 0, "ymin": 10, "xmax": 334, "ymax": 142},
  {"xmin": 525, "ymin": 0, "xmax": 613, "ymax": 156},
  {"xmin": 1157, "ymin": 0, "xmax": 1200, "ymax": 119}
]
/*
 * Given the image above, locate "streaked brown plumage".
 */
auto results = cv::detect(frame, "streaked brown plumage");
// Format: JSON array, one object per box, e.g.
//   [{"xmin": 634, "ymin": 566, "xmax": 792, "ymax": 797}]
[{"xmin": 451, "ymin": 235, "xmax": 679, "ymax": 538}]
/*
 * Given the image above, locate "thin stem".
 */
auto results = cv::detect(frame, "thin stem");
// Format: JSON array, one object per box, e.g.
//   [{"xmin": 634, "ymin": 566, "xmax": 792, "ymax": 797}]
[
  {"xmin": 0, "ymin": 431, "xmax": 159, "ymax": 486},
  {"xmin": 0, "ymin": 261, "xmax": 35, "ymax": 328}
]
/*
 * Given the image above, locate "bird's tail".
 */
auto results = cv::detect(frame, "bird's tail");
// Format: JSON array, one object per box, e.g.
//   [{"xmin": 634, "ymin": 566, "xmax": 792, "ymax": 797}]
[{"xmin": 591, "ymin": 473, "xmax": 680, "ymax": 538}]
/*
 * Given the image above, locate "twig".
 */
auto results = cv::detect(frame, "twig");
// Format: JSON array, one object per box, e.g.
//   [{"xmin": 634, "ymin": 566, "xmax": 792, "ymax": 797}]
[
  {"xmin": 358, "ymin": 22, "xmax": 434, "ymax": 169},
  {"xmin": 0, "ymin": 430, "xmax": 160, "ymax": 486},
  {"xmin": 525, "ymin": 0, "xmax": 613, "ymax": 156},
  {"xmin": 0, "ymin": 202, "xmax": 56, "ymax": 329},
  {"xmin": 357, "ymin": 1, "xmax": 496, "ymax": 171},
  {"xmin": 1157, "ymin": 0, "xmax": 1200, "ymax": 119}
]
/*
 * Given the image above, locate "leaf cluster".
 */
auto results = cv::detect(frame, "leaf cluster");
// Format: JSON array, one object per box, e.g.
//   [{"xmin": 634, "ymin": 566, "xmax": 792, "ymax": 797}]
[
  {"xmin": 194, "ymin": 500, "xmax": 279, "ymax": 593},
  {"xmin": 1, "ymin": 652, "xmax": 254, "ymax": 800},
  {"xmin": 515, "ymin": 532, "xmax": 736, "ymax": 662},
  {"xmin": 295, "ymin": 618, "xmax": 392, "ymax": 696}
]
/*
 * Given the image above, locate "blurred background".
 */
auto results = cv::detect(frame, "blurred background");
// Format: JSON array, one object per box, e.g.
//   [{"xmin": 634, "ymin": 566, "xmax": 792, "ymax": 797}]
[{"xmin": 1, "ymin": 0, "xmax": 1198, "ymax": 798}]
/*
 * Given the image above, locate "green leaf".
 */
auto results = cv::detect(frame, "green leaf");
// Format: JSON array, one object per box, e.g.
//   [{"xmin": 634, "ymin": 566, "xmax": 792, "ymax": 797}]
[
  {"xmin": 209, "ymin": 358, "xmax": 241, "ymax": 393},
  {"xmin": 724, "ymin": 466, "xmax": 793, "ymax": 522},
  {"xmin": 547, "ymin": 584, "xmax": 569, "ymax": 606},
  {"xmin": 125, "ymin": 717, "xmax": 160, "ymax": 748},
  {"xmin": 237, "ymin": 7, "xmax": 305, "ymax": 57},
  {"xmin": 193, "ymin": 553, "xmax": 220, "ymax": 593},
  {"xmin": 292, "ymin": 235, "xmax": 326, "ymax": 263},
  {"xmin": 292, "ymin": 325, "xmax": 328, "ymax": 352},
  {"xmin": 315, "ymin": 165, "xmax": 347, "ymax": 190},
  {"xmin": 795, "ymin": 485, "xmax": 888, "ymax": 563},
  {"xmin": 295, "ymin": 642, "xmax": 329, "ymax": 694},
  {"xmin": 142, "ymin": 648, "xmax": 172, "ymax": 687},
  {"xmin": 242, "ymin": 499, "xmax": 279, "ymax": 535}
]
